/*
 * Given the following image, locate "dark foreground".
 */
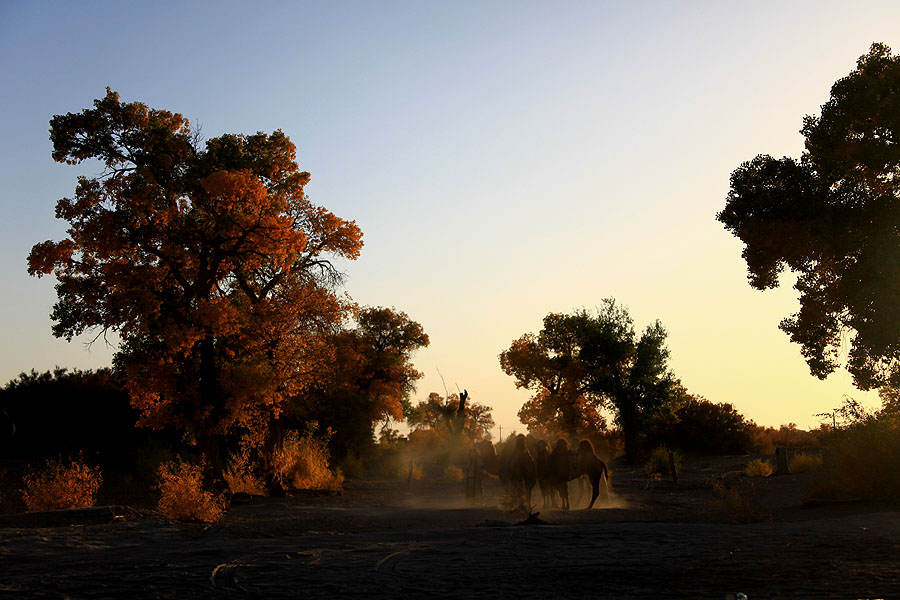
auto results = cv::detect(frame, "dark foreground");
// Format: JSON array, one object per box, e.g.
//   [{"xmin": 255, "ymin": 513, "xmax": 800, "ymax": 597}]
[{"xmin": 2, "ymin": 457, "xmax": 899, "ymax": 599}]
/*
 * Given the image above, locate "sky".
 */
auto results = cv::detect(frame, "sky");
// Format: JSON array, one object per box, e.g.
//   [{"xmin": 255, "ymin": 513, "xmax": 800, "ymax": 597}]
[{"xmin": 2, "ymin": 0, "xmax": 899, "ymax": 437}]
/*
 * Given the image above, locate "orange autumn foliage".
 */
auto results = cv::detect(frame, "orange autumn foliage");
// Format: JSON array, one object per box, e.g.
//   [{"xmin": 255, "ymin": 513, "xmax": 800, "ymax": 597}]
[
  {"xmin": 28, "ymin": 90, "xmax": 363, "ymax": 458},
  {"xmin": 21, "ymin": 457, "xmax": 102, "ymax": 512}
]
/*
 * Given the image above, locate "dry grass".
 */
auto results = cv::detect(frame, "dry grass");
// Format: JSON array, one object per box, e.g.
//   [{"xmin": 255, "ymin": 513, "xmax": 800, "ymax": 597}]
[
  {"xmin": 789, "ymin": 452, "xmax": 822, "ymax": 473},
  {"xmin": 157, "ymin": 459, "xmax": 225, "ymax": 523},
  {"xmin": 223, "ymin": 453, "xmax": 267, "ymax": 496},
  {"xmin": 745, "ymin": 458, "xmax": 773, "ymax": 477},
  {"xmin": 21, "ymin": 457, "xmax": 102, "ymax": 512},
  {"xmin": 271, "ymin": 427, "xmax": 344, "ymax": 491},
  {"xmin": 711, "ymin": 478, "xmax": 769, "ymax": 524},
  {"xmin": 645, "ymin": 445, "xmax": 681, "ymax": 476}
]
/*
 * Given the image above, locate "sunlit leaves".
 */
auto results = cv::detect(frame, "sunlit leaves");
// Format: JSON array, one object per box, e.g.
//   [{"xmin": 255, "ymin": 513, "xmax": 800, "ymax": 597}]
[{"xmin": 29, "ymin": 90, "xmax": 365, "ymax": 457}]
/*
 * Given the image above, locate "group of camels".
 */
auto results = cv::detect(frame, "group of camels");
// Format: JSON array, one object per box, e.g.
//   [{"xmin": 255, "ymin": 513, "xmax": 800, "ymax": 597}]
[{"xmin": 474, "ymin": 434, "xmax": 609, "ymax": 511}]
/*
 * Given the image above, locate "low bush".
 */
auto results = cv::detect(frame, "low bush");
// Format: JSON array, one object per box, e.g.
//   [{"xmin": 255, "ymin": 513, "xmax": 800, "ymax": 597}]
[
  {"xmin": 157, "ymin": 459, "xmax": 225, "ymax": 523},
  {"xmin": 711, "ymin": 478, "xmax": 769, "ymax": 523},
  {"xmin": 223, "ymin": 452, "xmax": 266, "ymax": 496},
  {"xmin": 789, "ymin": 453, "xmax": 822, "ymax": 473},
  {"xmin": 814, "ymin": 408, "xmax": 900, "ymax": 501},
  {"xmin": 21, "ymin": 456, "xmax": 102, "ymax": 512},
  {"xmin": 645, "ymin": 445, "xmax": 681, "ymax": 476},
  {"xmin": 745, "ymin": 458, "xmax": 772, "ymax": 477},
  {"xmin": 271, "ymin": 423, "xmax": 344, "ymax": 491}
]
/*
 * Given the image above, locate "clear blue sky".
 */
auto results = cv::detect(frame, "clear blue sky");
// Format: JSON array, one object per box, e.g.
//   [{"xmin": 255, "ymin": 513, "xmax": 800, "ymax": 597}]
[{"xmin": 2, "ymin": 1, "xmax": 899, "ymax": 435}]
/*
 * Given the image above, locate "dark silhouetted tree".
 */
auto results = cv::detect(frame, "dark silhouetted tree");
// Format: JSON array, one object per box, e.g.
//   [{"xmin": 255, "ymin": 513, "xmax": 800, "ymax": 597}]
[
  {"xmin": 650, "ymin": 394, "xmax": 753, "ymax": 455},
  {"xmin": 0, "ymin": 368, "xmax": 157, "ymax": 467},
  {"xmin": 718, "ymin": 43, "xmax": 900, "ymax": 390}
]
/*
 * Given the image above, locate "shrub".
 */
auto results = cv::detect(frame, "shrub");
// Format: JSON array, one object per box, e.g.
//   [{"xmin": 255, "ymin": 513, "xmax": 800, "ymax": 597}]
[
  {"xmin": 745, "ymin": 458, "xmax": 773, "ymax": 477},
  {"xmin": 789, "ymin": 453, "xmax": 822, "ymax": 473},
  {"xmin": 748, "ymin": 423, "xmax": 819, "ymax": 454},
  {"xmin": 271, "ymin": 423, "xmax": 344, "ymax": 491},
  {"xmin": 650, "ymin": 397, "xmax": 754, "ymax": 455},
  {"xmin": 223, "ymin": 452, "xmax": 266, "ymax": 496},
  {"xmin": 645, "ymin": 445, "xmax": 681, "ymax": 476},
  {"xmin": 814, "ymin": 408, "xmax": 900, "ymax": 500},
  {"xmin": 711, "ymin": 478, "xmax": 769, "ymax": 523},
  {"xmin": 157, "ymin": 459, "xmax": 225, "ymax": 522},
  {"xmin": 443, "ymin": 465, "xmax": 464, "ymax": 482},
  {"xmin": 21, "ymin": 457, "xmax": 102, "ymax": 512}
]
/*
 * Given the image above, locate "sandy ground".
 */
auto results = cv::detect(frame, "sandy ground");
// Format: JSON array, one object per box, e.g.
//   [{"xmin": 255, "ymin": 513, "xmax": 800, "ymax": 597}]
[{"xmin": 2, "ymin": 455, "xmax": 900, "ymax": 599}]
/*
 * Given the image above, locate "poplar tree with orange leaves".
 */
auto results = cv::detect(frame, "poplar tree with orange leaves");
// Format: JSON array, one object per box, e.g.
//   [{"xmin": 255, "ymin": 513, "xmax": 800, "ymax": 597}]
[{"xmin": 28, "ymin": 90, "xmax": 363, "ymax": 468}]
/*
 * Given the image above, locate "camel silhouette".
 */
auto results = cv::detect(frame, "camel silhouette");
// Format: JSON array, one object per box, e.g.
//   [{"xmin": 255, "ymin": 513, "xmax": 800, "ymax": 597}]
[
  {"xmin": 549, "ymin": 438, "xmax": 609, "ymax": 509},
  {"xmin": 475, "ymin": 435, "xmax": 536, "ymax": 512}
]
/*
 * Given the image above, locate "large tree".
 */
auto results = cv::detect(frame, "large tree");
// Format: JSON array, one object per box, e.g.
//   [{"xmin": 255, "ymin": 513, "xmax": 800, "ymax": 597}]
[
  {"xmin": 289, "ymin": 306, "xmax": 430, "ymax": 459},
  {"xmin": 717, "ymin": 43, "xmax": 900, "ymax": 390},
  {"xmin": 501, "ymin": 300, "xmax": 679, "ymax": 459},
  {"xmin": 499, "ymin": 311, "xmax": 605, "ymax": 438},
  {"xmin": 27, "ymin": 90, "xmax": 363, "ymax": 464},
  {"xmin": 579, "ymin": 299, "xmax": 680, "ymax": 460}
]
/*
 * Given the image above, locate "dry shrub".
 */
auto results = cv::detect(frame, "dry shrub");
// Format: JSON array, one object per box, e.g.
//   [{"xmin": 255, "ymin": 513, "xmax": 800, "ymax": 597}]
[
  {"xmin": 748, "ymin": 423, "xmax": 818, "ymax": 454},
  {"xmin": 789, "ymin": 453, "xmax": 822, "ymax": 473},
  {"xmin": 443, "ymin": 465, "xmax": 464, "ymax": 482},
  {"xmin": 21, "ymin": 457, "xmax": 102, "ymax": 512},
  {"xmin": 745, "ymin": 458, "xmax": 773, "ymax": 477},
  {"xmin": 223, "ymin": 452, "xmax": 266, "ymax": 496},
  {"xmin": 645, "ymin": 445, "xmax": 681, "ymax": 476},
  {"xmin": 814, "ymin": 410, "xmax": 900, "ymax": 500},
  {"xmin": 711, "ymin": 478, "xmax": 769, "ymax": 523},
  {"xmin": 157, "ymin": 459, "xmax": 225, "ymax": 523},
  {"xmin": 272, "ymin": 424, "xmax": 343, "ymax": 491}
]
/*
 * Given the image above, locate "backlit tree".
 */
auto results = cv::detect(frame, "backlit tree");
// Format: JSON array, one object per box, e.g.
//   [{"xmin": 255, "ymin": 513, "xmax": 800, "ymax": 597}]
[
  {"xmin": 289, "ymin": 306, "xmax": 430, "ymax": 459},
  {"xmin": 28, "ymin": 90, "xmax": 363, "ymax": 465},
  {"xmin": 501, "ymin": 300, "xmax": 679, "ymax": 459},
  {"xmin": 718, "ymin": 43, "xmax": 900, "ymax": 389}
]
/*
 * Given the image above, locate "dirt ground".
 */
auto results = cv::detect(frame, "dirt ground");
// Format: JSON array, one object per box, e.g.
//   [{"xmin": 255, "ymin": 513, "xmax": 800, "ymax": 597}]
[{"xmin": 2, "ymin": 454, "xmax": 899, "ymax": 599}]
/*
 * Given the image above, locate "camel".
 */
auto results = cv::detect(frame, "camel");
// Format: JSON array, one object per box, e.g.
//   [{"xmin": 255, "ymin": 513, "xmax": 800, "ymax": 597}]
[
  {"xmin": 474, "ymin": 435, "xmax": 537, "ymax": 511},
  {"xmin": 549, "ymin": 438, "xmax": 609, "ymax": 509},
  {"xmin": 575, "ymin": 439, "xmax": 609, "ymax": 509},
  {"xmin": 526, "ymin": 436, "xmax": 554, "ymax": 508},
  {"xmin": 507, "ymin": 434, "xmax": 537, "ymax": 510}
]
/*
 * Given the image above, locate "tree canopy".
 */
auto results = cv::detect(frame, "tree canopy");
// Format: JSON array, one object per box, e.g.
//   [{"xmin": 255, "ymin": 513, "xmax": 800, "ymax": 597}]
[
  {"xmin": 717, "ymin": 43, "xmax": 900, "ymax": 390},
  {"xmin": 289, "ymin": 306, "xmax": 429, "ymax": 460},
  {"xmin": 500, "ymin": 299, "xmax": 679, "ymax": 459},
  {"xmin": 28, "ymin": 90, "xmax": 364, "ymax": 461},
  {"xmin": 407, "ymin": 391, "xmax": 495, "ymax": 442}
]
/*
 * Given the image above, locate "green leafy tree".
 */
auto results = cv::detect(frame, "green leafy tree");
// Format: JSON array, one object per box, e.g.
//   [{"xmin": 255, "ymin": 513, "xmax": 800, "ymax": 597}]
[
  {"xmin": 580, "ymin": 299, "xmax": 680, "ymax": 460},
  {"xmin": 717, "ymin": 43, "xmax": 900, "ymax": 390},
  {"xmin": 501, "ymin": 299, "xmax": 679, "ymax": 459},
  {"xmin": 27, "ymin": 90, "xmax": 363, "ymax": 468}
]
